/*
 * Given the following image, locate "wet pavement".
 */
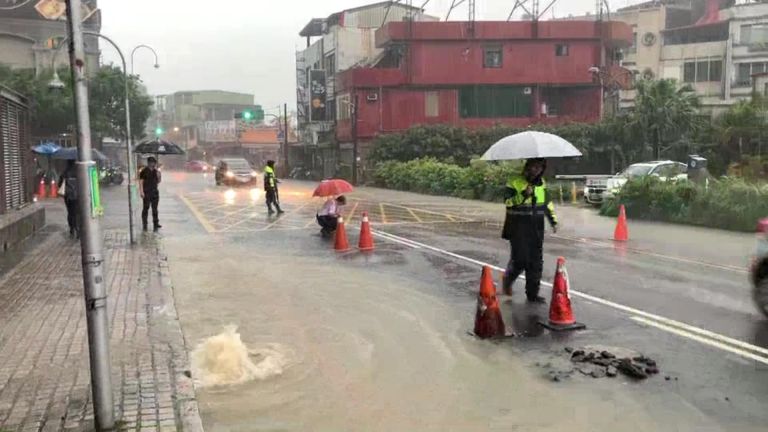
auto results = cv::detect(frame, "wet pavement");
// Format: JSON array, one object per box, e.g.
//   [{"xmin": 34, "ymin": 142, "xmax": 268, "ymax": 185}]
[{"xmin": 159, "ymin": 172, "xmax": 768, "ymax": 431}]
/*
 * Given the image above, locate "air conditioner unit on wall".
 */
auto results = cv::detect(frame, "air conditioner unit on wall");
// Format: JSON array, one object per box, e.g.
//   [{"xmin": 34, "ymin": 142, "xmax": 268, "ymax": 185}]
[
  {"xmin": 366, "ymin": 93, "xmax": 379, "ymax": 101},
  {"xmin": 523, "ymin": 87, "xmax": 532, "ymax": 95}
]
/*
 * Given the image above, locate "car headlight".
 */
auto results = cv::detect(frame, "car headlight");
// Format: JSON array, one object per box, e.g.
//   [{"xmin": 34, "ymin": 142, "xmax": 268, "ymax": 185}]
[
  {"xmin": 251, "ymin": 171, "xmax": 258, "ymax": 177},
  {"xmin": 225, "ymin": 171, "xmax": 234, "ymax": 178}
]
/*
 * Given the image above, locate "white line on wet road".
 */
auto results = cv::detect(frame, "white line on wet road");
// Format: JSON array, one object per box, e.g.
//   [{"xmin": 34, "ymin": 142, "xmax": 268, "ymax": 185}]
[{"xmin": 373, "ymin": 229, "xmax": 768, "ymax": 364}]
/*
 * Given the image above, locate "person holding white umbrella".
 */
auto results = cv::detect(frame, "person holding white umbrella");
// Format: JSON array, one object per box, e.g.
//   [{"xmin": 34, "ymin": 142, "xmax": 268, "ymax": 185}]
[{"xmin": 481, "ymin": 131, "xmax": 581, "ymax": 303}]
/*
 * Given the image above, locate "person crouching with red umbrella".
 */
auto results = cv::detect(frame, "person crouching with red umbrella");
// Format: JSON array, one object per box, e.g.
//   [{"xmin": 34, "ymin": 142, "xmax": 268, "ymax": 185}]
[{"xmin": 317, "ymin": 195, "xmax": 347, "ymax": 236}]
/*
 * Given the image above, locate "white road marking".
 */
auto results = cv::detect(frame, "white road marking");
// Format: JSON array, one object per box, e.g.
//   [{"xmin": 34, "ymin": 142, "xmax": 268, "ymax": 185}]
[
  {"xmin": 372, "ymin": 231, "xmax": 421, "ymax": 249},
  {"xmin": 631, "ymin": 316, "xmax": 768, "ymax": 365},
  {"xmin": 374, "ymin": 229, "xmax": 768, "ymax": 362}
]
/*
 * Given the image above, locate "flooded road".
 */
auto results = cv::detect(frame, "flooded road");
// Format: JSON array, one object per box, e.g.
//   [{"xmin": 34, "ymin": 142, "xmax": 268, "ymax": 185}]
[{"xmin": 158, "ymin": 172, "xmax": 768, "ymax": 431}]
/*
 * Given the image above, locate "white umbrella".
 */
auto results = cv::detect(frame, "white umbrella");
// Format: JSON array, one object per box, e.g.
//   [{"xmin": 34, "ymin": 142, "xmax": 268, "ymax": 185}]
[{"xmin": 481, "ymin": 131, "xmax": 582, "ymax": 161}]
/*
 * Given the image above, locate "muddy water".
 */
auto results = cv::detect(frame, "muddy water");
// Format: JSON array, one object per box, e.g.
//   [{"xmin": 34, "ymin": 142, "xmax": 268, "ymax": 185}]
[{"xmin": 165, "ymin": 228, "xmax": 713, "ymax": 432}]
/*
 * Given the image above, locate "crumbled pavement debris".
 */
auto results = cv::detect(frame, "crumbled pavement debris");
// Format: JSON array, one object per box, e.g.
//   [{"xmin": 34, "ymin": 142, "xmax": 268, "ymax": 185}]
[{"xmin": 566, "ymin": 346, "xmax": 661, "ymax": 380}]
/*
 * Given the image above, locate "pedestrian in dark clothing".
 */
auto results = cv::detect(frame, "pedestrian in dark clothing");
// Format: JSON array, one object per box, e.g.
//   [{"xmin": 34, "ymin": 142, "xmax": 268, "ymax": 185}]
[
  {"xmin": 264, "ymin": 160, "xmax": 284, "ymax": 215},
  {"xmin": 58, "ymin": 160, "xmax": 79, "ymax": 238},
  {"xmin": 501, "ymin": 158, "xmax": 558, "ymax": 303},
  {"xmin": 139, "ymin": 156, "xmax": 162, "ymax": 232}
]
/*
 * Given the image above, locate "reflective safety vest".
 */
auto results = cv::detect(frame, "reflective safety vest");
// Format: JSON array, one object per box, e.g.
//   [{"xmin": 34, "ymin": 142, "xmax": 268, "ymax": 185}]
[
  {"xmin": 264, "ymin": 166, "xmax": 277, "ymax": 190},
  {"xmin": 504, "ymin": 175, "xmax": 557, "ymax": 225}
]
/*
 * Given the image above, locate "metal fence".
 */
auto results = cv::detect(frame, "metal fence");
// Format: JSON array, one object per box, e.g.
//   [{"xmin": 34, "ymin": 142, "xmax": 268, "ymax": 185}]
[{"xmin": 0, "ymin": 86, "xmax": 32, "ymax": 215}]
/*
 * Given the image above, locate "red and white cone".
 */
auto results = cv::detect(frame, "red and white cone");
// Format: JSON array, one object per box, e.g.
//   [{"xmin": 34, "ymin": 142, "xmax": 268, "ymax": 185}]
[
  {"xmin": 358, "ymin": 212, "xmax": 374, "ymax": 251},
  {"xmin": 539, "ymin": 257, "xmax": 585, "ymax": 331}
]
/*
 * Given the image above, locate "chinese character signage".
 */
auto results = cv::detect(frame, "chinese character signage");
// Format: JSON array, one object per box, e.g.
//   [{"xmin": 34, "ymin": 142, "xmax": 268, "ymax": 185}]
[
  {"xmin": 201, "ymin": 120, "xmax": 236, "ymax": 142},
  {"xmin": 309, "ymin": 69, "xmax": 327, "ymax": 122}
]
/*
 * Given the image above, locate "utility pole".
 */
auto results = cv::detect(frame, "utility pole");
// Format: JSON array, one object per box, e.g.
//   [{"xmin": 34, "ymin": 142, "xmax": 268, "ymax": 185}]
[
  {"xmin": 351, "ymin": 92, "xmax": 359, "ymax": 185},
  {"xmin": 64, "ymin": 0, "xmax": 114, "ymax": 430},
  {"xmin": 283, "ymin": 103, "xmax": 290, "ymax": 176}
]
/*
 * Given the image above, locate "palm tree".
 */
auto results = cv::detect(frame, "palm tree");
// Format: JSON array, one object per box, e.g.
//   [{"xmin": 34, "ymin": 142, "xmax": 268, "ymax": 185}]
[{"xmin": 630, "ymin": 79, "xmax": 702, "ymax": 160}]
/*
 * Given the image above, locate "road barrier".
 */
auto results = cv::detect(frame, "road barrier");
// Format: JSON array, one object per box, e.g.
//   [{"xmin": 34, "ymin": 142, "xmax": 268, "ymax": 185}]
[
  {"xmin": 334, "ymin": 216, "xmax": 350, "ymax": 252},
  {"xmin": 614, "ymin": 204, "xmax": 629, "ymax": 241},
  {"xmin": 540, "ymin": 257, "xmax": 585, "ymax": 331},
  {"xmin": 474, "ymin": 266, "xmax": 506, "ymax": 339},
  {"xmin": 358, "ymin": 212, "xmax": 374, "ymax": 251}
]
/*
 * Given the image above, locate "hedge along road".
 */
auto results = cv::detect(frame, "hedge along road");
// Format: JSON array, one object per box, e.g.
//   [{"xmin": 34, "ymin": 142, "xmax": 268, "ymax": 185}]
[{"xmin": 164, "ymin": 172, "xmax": 768, "ymax": 431}]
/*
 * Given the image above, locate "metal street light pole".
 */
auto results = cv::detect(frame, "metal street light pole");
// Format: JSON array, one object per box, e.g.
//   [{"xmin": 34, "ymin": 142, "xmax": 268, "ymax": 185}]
[
  {"xmin": 130, "ymin": 44, "xmax": 160, "ymax": 75},
  {"xmin": 63, "ymin": 0, "xmax": 114, "ymax": 429},
  {"xmin": 52, "ymin": 32, "xmax": 140, "ymax": 244}
]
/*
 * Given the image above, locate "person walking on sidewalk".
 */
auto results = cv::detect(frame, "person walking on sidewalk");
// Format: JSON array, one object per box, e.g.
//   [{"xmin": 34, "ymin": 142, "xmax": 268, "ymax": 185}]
[
  {"xmin": 139, "ymin": 156, "xmax": 162, "ymax": 232},
  {"xmin": 264, "ymin": 160, "xmax": 284, "ymax": 215},
  {"xmin": 501, "ymin": 158, "xmax": 558, "ymax": 303},
  {"xmin": 57, "ymin": 160, "xmax": 79, "ymax": 238}
]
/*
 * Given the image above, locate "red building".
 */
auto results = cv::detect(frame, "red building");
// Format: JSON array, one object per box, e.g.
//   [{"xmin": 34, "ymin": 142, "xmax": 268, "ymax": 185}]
[{"xmin": 335, "ymin": 20, "xmax": 633, "ymax": 163}]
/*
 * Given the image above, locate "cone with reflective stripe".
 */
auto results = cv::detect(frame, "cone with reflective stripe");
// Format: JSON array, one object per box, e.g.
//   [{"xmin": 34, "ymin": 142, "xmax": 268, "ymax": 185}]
[
  {"xmin": 358, "ymin": 211, "xmax": 375, "ymax": 251},
  {"xmin": 49, "ymin": 179, "xmax": 58, "ymax": 198},
  {"xmin": 36, "ymin": 178, "xmax": 46, "ymax": 199},
  {"xmin": 334, "ymin": 216, "xmax": 351, "ymax": 252},
  {"xmin": 614, "ymin": 204, "xmax": 629, "ymax": 241},
  {"xmin": 540, "ymin": 257, "xmax": 585, "ymax": 331},
  {"xmin": 474, "ymin": 266, "xmax": 506, "ymax": 339}
]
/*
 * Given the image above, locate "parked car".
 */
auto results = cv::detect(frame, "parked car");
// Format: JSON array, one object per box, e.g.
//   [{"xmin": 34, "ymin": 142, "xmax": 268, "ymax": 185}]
[
  {"xmin": 185, "ymin": 160, "xmax": 210, "ymax": 172},
  {"xmin": 214, "ymin": 158, "xmax": 258, "ymax": 187},
  {"xmin": 751, "ymin": 218, "xmax": 768, "ymax": 318},
  {"xmin": 585, "ymin": 160, "xmax": 688, "ymax": 205}
]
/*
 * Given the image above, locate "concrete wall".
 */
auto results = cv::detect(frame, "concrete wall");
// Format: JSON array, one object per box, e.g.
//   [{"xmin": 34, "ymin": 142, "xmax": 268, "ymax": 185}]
[{"xmin": 0, "ymin": 204, "xmax": 44, "ymax": 255}]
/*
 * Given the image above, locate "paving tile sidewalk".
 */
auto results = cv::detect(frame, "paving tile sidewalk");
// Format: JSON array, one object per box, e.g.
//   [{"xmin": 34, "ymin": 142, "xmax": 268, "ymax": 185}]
[{"xmin": 0, "ymin": 200, "xmax": 202, "ymax": 432}]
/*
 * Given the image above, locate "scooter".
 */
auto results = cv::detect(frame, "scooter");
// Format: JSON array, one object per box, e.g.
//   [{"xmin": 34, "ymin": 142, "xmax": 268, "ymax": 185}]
[{"xmin": 99, "ymin": 166, "xmax": 125, "ymax": 186}]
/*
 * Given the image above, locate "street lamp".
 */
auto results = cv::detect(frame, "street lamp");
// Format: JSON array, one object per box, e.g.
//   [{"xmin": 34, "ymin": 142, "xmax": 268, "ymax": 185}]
[
  {"xmin": 130, "ymin": 44, "xmax": 160, "ymax": 75},
  {"xmin": 51, "ymin": 32, "xmax": 140, "ymax": 244}
]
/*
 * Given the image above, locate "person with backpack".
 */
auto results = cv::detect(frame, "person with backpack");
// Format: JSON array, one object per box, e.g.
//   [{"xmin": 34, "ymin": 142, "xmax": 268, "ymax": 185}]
[{"xmin": 58, "ymin": 160, "xmax": 79, "ymax": 238}]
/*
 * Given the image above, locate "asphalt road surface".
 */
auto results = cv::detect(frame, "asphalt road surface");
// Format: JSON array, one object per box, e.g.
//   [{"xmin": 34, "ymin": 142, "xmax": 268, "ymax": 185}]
[{"xmin": 156, "ymin": 171, "xmax": 768, "ymax": 432}]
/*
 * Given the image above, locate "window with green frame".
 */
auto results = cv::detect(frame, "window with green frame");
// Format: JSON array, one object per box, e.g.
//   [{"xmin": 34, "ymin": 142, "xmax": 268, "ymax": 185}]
[{"xmin": 459, "ymin": 86, "xmax": 533, "ymax": 118}]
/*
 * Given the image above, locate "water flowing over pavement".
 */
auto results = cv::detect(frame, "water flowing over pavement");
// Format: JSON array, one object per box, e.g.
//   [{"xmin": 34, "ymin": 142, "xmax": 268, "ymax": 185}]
[{"xmin": 159, "ymin": 172, "xmax": 768, "ymax": 432}]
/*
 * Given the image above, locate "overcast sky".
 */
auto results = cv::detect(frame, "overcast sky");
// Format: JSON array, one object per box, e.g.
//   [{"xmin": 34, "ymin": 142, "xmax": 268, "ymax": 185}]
[{"xmin": 99, "ymin": 0, "xmax": 640, "ymax": 111}]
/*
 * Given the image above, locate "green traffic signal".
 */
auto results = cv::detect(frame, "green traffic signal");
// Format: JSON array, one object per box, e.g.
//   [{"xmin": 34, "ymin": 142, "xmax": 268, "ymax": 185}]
[
  {"xmin": 155, "ymin": 127, "xmax": 163, "ymax": 136},
  {"xmin": 243, "ymin": 110, "xmax": 253, "ymax": 120}
]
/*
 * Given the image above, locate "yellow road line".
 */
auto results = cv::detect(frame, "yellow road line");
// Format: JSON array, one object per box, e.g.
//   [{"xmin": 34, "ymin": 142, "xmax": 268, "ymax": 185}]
[
  {"xmin": 346, "ymin": 202, "xmax": 360, "ymax": 224},
  {"xmin": 380, "ymin": 203, "xmax": 388, "ymax": 224},
  {"xmin": 405, "ymin": 207, "xmax": 424, "ymax": 223},
  {"xmin": 178, "ymin": 194, "xmax": 216, "ymax": 233},
  {"xmin": 259, "ymin": 202, "xmax": 312, "ymax": 231}
]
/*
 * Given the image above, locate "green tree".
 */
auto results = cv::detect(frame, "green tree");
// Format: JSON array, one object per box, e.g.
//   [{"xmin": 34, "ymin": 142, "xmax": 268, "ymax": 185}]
[
  {"xmin": 715, "ymin": 99, "xmax": 767, "ymax": 161},
  {"xmin": 0, "ymin": 64, "xmax": 153, "ymax": 141},
  {"xmin": 630, "ymin": 79, "xmax": 702, "ymax": 160}
]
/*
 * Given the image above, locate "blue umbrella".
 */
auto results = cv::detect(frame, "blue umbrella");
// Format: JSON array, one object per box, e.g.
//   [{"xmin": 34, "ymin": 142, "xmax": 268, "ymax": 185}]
[
  {"xmin": 31, "ymin": 142, "xmax": 61, "ymax": 155},
  {"xmin": 53, "ymin": 147, "xmax": 108, "ymax": 161}
]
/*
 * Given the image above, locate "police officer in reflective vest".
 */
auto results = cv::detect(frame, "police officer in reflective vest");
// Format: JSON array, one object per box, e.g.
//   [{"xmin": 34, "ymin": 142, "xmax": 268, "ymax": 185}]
[
  {"xmin": 264, "ymin": 160, "xmax": 284, "ymax": 215},
  {"xmin": 501, "ymin": 158, "xmax": 558, "ymax": 303}
]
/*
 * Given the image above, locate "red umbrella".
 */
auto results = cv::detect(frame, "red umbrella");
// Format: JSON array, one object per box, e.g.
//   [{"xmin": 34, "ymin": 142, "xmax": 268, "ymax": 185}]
[{"xmin": 313, "ymin": 179, "xmax": 354, "ymax": 197}]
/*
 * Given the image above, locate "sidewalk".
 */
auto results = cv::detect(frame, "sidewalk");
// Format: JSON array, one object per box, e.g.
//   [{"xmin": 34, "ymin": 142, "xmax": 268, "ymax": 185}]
[{"xmin": 0, "ymin": 188, "xmax": 202, "ymax": 432}]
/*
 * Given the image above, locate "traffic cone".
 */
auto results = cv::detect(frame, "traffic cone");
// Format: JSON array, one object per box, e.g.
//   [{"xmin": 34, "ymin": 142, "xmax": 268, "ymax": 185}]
[
  {"xmin": 474, "ymin": 266, "xmax": 506, "ymax": 339},
  {"xmin": 49, "ymin": 179, "xmax": 58, "ymax": 198},
  {"xmin": 36, "ymin": 178, "xmax": 46, "ymax": 199},
  {"xmin": 614, "ymin": 204, "xmax": 629, "ymax": 241},
  {"xmin": 334, "ymin": 216, "xmax": 350, "ymax": 252},
  {"xmin": 358, "ymin": 211, "xmax": 375, "ymax": 251},
  {"xmin": 540, "ymin": 257, "xmax": 585, "ymax": 331}
]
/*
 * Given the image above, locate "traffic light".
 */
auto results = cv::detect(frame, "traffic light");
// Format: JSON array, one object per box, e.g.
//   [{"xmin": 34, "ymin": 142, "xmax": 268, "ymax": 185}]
[
  {"xmin": 155, "ymin": 127, "xmax": 163, "ymax": 136},
  {"xmin": 235, "ymin": 106, "xmax": 265, "ymax": 122}
]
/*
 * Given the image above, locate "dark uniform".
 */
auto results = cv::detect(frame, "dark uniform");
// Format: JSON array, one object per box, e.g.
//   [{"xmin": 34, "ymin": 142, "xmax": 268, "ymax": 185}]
[
  {"xmin": 140, "ymin": 166, "xmax": 161, "ymax": 231},
  {"xmin": 264, "ymin": 164, "xmax": 283, "ymax": 214},
  {"xmin": 501, "ymin": 171, "xmax": 557, "ymax": 301}
]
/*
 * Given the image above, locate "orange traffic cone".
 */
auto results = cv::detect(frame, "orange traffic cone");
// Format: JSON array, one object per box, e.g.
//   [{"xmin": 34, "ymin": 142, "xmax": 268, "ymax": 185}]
[
  {"xmin": 49, "ymin": 179, "xmax": 58, "ymax": 198},
  {"xmin": 474, "ymin": 266, "xmax": 506, "ymax": 339},
  {"xmin": 36, "ymin": 178, "xmax": 46, "ymax": 199},
  {"xmin": 540, "ymin": 257, "xmax": 585, "ymax": 331},
  {"xmin": 358, "ymin": 211, "xmax": 375, "ymax": 251},
  {"xmin": 614, "ymin": 204, "xmax": 629, "ymax": 241},
  {"xmin": 334, "ymin": 216, "xmax": 350, "ymax": 252}
]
